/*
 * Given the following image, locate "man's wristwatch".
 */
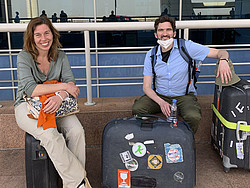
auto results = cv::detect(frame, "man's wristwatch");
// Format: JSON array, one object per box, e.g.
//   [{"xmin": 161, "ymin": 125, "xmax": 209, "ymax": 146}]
[{"xmin": 219, "ymin": 58, "xmax": 229, "ymax": 62}]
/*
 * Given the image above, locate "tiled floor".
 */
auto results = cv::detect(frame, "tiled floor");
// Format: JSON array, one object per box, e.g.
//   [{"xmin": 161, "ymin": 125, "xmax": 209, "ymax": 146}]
[
  {"xmin": 1, "ymin": 143, "xmax": 250, "ymax": 188},
  {"xmin": 0, "ymin": 149, "xmax": 26, "ymax": 188}
]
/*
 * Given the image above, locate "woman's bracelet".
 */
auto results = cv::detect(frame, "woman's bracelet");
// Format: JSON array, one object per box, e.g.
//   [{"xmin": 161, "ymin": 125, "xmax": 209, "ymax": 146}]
[
  {"xmin": 55, "ymin": 90, "xmax": 69, "ymax": 101},
  {"xmin": 62, "ymin": 90, "xmax": 70, "ymax": 98},
  {"xmin": 56, "ymin": 92, "xmax": 64, "ymax": 101}
]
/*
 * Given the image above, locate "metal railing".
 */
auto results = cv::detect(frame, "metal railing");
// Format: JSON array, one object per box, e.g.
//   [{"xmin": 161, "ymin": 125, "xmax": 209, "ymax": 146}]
[{"xmin": 1, "ymin": 20, "xmax": 250, "ymax": 104}]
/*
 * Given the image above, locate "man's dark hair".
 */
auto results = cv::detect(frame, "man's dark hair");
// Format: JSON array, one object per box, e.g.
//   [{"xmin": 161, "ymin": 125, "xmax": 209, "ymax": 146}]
[{"xmin": 154, "ymin": 15, "xmax": 176, "ymax": 32}]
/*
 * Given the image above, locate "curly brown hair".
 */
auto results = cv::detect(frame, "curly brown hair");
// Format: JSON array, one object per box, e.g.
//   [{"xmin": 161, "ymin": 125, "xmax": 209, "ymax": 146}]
[
  {"xmin": 154, "ymin": 15, "xmax": 176, "ymax": 33},
  {"xmin": 23, "ymin": 16, "xmax": 62, "ymax": 62}
]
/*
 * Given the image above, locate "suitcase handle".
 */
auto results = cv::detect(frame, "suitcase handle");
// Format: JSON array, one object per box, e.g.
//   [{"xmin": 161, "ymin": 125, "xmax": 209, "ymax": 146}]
[
  {"xmin": 136, "ymin": 114, "xmax": 167, "ymax": 131},
  {"xmin": 131, "ymin": 175, "xmax": 156, "ymax": 187},
  {"xmin": 236, "ymin": 121, "xmax": 249, "ymax": 141},
  {"xmin": 135, "ymin": 114, "xmax": 167, "ymax": 122}
]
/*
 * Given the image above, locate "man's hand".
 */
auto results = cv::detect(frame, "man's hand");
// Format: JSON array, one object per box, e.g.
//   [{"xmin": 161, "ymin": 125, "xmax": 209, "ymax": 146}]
[
  {"xmin": 216, "ymin": 60, "xmax": 232, "ymax": 84},
  {"xmin": 158, "ymin": 100, "xmax": 171, "ymax": 117},
  {"xmin": 143, "ymin": 75, "xmax": 171, "ymax": 117},
  {"xmin": 43, "ymin": 95, "xmax": 62, "ymax": 114}
]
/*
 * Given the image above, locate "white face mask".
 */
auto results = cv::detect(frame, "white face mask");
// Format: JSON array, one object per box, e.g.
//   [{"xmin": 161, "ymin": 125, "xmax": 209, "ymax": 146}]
[{"xmin": 157, "ymin": 38, "xmax": 174, "ymax": 49}]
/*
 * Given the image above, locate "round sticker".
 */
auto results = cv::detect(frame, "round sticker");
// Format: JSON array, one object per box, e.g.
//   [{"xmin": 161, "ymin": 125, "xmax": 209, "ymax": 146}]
[
  {"xmin": 125, "ymin": 158, "xmax": 138, "ymax": 171},
  {"xmin": 173, "ymin": 171, "xmax": 184, "ymax": 183},
  {"xmin": 168, "ymin": 149, "xmax": 180, "ymax": 162},
  {"xmin": 132, "ymin": 142, "xmax": 147, "ymax": 157}
]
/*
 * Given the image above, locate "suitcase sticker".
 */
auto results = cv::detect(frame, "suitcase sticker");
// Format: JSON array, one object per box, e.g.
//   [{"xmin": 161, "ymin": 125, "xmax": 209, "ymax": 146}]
[
  {"xmin": 120, "ymin": 151, "xmax": 139, "ymax": 171},
  {"xmin": 148, "ymin": 155, "xmax": 163, "ymax": 169},
  {"xmin": 164, "ymin": 143, "xmax": 184, "ymax": 163},
  {"xmin": 132, "ymin": 142, "xmax": 146, "ymax": 157},
  {"xmin": 118, "ymin": 169, "xmax": 131, "ymax": 188}
]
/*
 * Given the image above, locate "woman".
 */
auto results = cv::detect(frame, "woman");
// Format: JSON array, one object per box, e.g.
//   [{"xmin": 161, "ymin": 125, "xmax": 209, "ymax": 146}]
[{"xmin": 14, "ymin": 16, "xmax": 90, "ymax": 188}]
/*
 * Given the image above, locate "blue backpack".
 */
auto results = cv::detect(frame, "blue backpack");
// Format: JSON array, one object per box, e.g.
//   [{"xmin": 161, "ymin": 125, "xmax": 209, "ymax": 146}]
[{"xmin": 150, "ymin": 38, "xmax": 201, "ymax": 95}]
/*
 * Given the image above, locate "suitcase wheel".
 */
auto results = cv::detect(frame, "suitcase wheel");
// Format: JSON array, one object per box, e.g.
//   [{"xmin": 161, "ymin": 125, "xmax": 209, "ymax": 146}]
[{"xmin": 223, "ymin": 166, "xmax": 230, "ymax": 173}]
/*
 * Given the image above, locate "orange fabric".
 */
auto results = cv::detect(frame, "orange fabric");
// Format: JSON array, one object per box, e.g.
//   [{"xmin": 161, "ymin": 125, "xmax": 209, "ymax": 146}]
[{"xmin": 37, "ymin": 80, "xmax": 59, "ymax": 130}]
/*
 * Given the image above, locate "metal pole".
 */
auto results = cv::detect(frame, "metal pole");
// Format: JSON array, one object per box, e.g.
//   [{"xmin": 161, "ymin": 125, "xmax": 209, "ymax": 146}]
[
  {"xmin": 84, "ymin": 31, "xmax": 95, "ymax": 106},
  {"xmin": 26, "ymin": 0, "xmax": 32, "ymax": 18},
  {"xmin": 179, "ymin": 0, "xmax": 182, "ymax": 37},
  {"xmin": 31, "ymin": 0, "xmax": 39, "ymax": 17},
  {"xmin": 93, "ymin": 0, "xmax": 100, "ymax": 98},
  {"xmin": 4, "ymin": 0, "xmax": 15, "ymax": 105},
  {"xmin": 184, "ymin": 28, "xmax": 189, "ymax": 40},
  {"xmin": 4, "ymin": 0, "xmax": 9, "ymax": 23},
  {"xmin": 115, "ymin": 0, "xmax": 117, "ymax": 15}
]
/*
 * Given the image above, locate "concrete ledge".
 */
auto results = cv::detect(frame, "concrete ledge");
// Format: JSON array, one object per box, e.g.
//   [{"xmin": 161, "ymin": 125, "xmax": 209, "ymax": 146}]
[{"xmin": 0, "ymin": 95, "xmax": 213, "ymax": 149}]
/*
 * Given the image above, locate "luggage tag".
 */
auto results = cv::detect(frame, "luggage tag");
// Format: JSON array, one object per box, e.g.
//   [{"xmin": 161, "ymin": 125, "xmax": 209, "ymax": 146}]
[
  {"xmin": 235, "ymin": 121, "xmax": 248, "ymax": 160},
  {"xmin": 236, "ymin": 141, "xmax": 244, "ymax": 160}
]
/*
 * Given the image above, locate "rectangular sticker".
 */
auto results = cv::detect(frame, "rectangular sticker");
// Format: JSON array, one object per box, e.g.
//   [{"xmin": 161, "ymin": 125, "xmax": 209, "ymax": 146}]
[
  {"xmin": 164, "ymin": 143, "xmax": 183, "ymax": 163},
  {"xmin": 236, "ymin": 142, "xmax": 244, "ymax": 160},
  {"xmin": 118, "ymin": 169, "xmax": 131, "ymax": 188},
  {"xmin": 120, "ymin": 151, "xmax": 132, "ymax": 163},
  {"xmin": 230, "ymin": 140, "xmax": 233, "ymax": 148}
]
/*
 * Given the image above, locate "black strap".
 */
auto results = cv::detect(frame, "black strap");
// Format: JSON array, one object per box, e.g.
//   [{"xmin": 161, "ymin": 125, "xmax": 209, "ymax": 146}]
[
  {"xmin": 193, "ymin": 61, "xmax": 197, "ymax": 89},
  {"xmin": 177, "ymin": 38, "xmax": 195, "ymax": 95},
  {"xmin": 150, "ymin": 44, "xmax": 159, "ymax": 91},
  {"xmin": 177, "ymin": 38, "xmax": 192, "ymax": 63}
]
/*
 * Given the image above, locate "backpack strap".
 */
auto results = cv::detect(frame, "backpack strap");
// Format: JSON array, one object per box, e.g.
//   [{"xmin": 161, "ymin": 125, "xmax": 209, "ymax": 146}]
[
  {"xmin": 177, "ymin": 38, "xmax": 196, "ymax": 95},
  {"xmin": 150, "ymin": 44, "xmax": 159, "ymax": 91},
  {"xmin": 177, "ymin": 38, "xmax": 192, "ymax": 63}
]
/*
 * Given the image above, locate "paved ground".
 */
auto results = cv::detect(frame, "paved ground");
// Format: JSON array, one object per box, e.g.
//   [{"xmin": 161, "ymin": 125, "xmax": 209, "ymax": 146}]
[{"xmin": 1, "ymin": 143, "xmax": 250, "ymax": 188}]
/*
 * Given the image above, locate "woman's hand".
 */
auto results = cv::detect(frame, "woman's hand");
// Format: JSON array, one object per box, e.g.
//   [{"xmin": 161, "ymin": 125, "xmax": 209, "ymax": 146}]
[
  {"xmin": 43, "ymin": 95, "xmax": 63, "ymax": 114},
  {"xmin": 65, "ymin": 82, "xmax": 80, "ymax": 98}
]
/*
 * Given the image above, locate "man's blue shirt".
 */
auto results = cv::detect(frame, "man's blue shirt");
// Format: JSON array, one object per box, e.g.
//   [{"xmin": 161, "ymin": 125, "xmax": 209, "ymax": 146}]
[{"xmin": 143, "ymin": 39, "xmax": 210, "ymax": 97}]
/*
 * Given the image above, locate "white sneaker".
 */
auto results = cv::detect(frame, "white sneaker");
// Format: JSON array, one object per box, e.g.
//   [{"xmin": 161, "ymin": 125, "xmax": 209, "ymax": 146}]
[
  {"xmin": 77, "ymin": 178, "xmax": 86, "ymax": 188},
  {"xmin": 78, "ymin": 184, "xmax": 86, "ymax": 188},
  {"xmin": 78, "ymin": 177, "xmax": 91, "ymax": 188}
]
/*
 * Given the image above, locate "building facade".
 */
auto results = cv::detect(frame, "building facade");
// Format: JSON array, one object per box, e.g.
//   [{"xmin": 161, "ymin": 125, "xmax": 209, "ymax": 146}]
[{"xmin": 0, "ymin": 0, "xmax": 250, "ymax": 101}]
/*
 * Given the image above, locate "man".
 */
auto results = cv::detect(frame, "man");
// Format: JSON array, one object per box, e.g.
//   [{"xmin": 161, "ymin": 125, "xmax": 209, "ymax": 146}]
[{"xmin": 132, "ymin": 15, "xmax": 232, "ymax": 133}]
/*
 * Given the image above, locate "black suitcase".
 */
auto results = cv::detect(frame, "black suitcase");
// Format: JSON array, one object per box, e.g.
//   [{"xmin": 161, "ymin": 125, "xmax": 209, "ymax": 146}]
[
  {"xmin": 102, "ymin": 115, "xmax": 196, "ymax": 188},
  {"xmin": 211, "ymin": 79, "xmax": 250, "ymax": 172},
  {"xmin": 25, "ymin": 132, "xmax": 59, "ymax": 188}
]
